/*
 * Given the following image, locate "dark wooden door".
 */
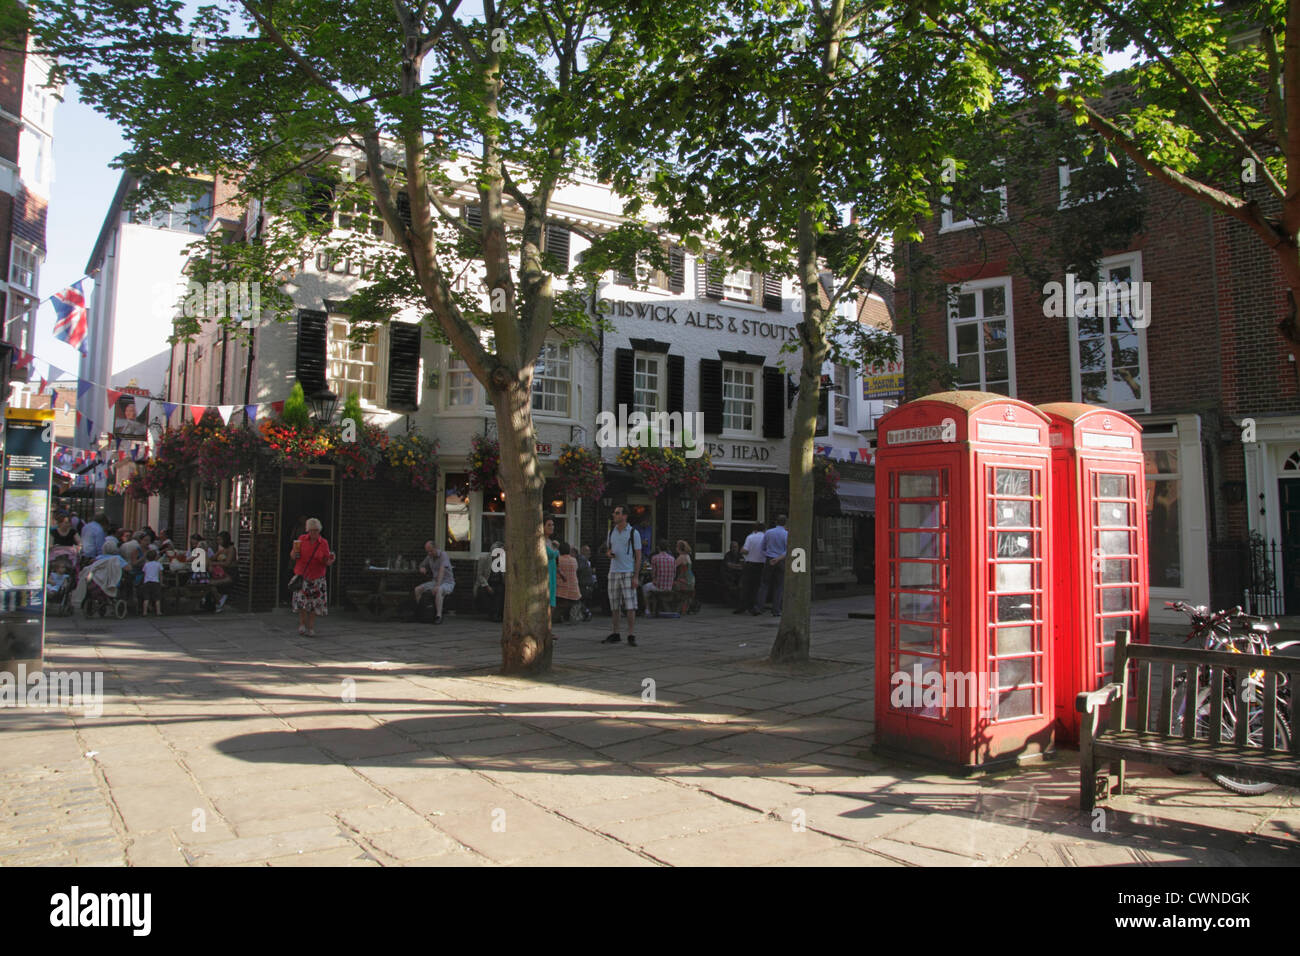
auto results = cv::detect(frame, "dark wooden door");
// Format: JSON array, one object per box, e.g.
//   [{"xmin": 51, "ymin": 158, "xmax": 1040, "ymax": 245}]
[{"xmin": 1280, "ymin": 479, "xmax": 1300, "ymax": 614}]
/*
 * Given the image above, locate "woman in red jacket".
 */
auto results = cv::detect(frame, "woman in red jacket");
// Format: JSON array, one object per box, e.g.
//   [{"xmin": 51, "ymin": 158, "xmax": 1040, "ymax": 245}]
[{"xmin": 291, "ymin": 517, "xmax": 335, "ymax": 637}]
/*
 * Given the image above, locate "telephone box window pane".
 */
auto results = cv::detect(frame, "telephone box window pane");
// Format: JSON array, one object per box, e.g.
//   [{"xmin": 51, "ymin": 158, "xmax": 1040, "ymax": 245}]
[
  {"xmin": 1101, "ymin": 587, "xmax": 1133, "ymax": 612},
  {"xmin": 898, "ymin": 592, "xmax": 941, "ymax": 622},
  {"xmin": 997, "ymin": 658, "xmax": 1034, "ymax": 688},
  {"xmin": 1096, "ymin": 502, "xmax": 1132, "ymax": 527},
  {"xmin": 898, "ymin": 472, "xmax": 939, "ymax": 498},
  {"xmin": 898, "ymin": 503, "xmax": 939, "ymax": 528},
  {"xmin": 996, "ymin": 532, "xmax": 1032, "ymax": 557},
  {"xmin": 898, "ymin": 562, "xmax": 938, "ymax": 588},
  {"xmin": 995, "ymin": 625, "xmax": 1034, "ymax": 655},
  {"xmin": 994, "ymin": 468, "xmax": 1032, "ymax": 496},
  {"xmin": 1098, "ymin": 530, "xmax": 1130, "ymax": 555},
  {"xmin": 995, "ymin": 500, "xmax": 1031, "ymax": 526},
  {"xmin": 995, "ymin": 687, "xmax": 1035, "ymax": 720},
  {"xmin": 898, "ymin": 533, "xmax": 938, "ymax": 558},
  {"xmin": 1099, "ymin": 558, "xmax": 1131, "ymax": 583},
  {"xmin": 1097, "ymin": 474, "xmax": 1129, "ymax": 498},
  {"xmin": 898, "ymin": 624, "xmax": 937, "ymax": 650},
  {"xmin": 996, "ymin": 594, "xmax": 1034, "ymax": 621},
  {"xmin": 995, "ymin": 562, "xmax": 1032, "ymax": 592}
]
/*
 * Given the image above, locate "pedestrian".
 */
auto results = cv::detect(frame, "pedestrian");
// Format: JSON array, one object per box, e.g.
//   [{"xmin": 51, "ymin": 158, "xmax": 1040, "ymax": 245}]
[
  {"xmin": 737, "ymin": 521, "xmax": 766, "ymax": 614},
  {"xmin": 81, "ymin": 511, "xmax": 108, "ymax": 563},
  {"xmin": 212, "ymin": 531, "xmax": 238, "ymax": 612},
  {"xmin": 140, "ymin": 549, "xmax": 163, "ymax": 616},
  {"xmin": 576, "ymin": 544, "xmax": 595, "ymax": 622},
  {"xmin": 722, "ymin": 540, "xmax": 745, "ymax": 606},
  {"xmin": 413, "ymin": 540, "xmax": 454, "ymax": 624},
  {"xmin": 556, "ymin": 542, "xmax": 580, "ymax": 623},
  {"xmin": 672, "ymin": 539, "xmax": 696, "ymax": 614},
  {"xmin": 49, "ymin": 512, "xmax": 81, "ymax": 565},
  {"xmin": 600, "ymin": 505, "xmax": 642, "ymax": 646},
  {"xmin": 474, "ymin": 544, "xmax": 496, "ymax": 616},
  {"xmin": 544, "ymin": 516, "xmax": 559, "ymax": 613},
  {"xmin": 290, "ymin": 517, "xmax": 335, "ymax": 636},
  {"xmin": 752, "ymin": 514, "xmax": 789, "ymax": 617}
]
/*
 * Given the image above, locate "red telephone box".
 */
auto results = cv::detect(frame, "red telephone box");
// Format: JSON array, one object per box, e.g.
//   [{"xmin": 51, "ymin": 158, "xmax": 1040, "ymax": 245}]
[
  {"xmin": 1039, "ymin": 403, "xmax": 1149, "ymax": 746},
  {"xmin": 874, "ymin": 392, "xmax": 1056, "ymax": 770}
]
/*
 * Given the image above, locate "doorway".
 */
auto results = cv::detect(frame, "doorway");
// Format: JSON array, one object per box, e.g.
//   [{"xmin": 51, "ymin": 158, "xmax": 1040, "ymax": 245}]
[
  {"xmin": 1279, "ymin": 478, "xmax": 1300, "ymax": 613},
  {"xmin": 280, "ymin": 478, "xmax": 336, "ymax": 607},
  {"xmin": 627, "ymin": 497, "xmax": 657, "ymax": 556}
]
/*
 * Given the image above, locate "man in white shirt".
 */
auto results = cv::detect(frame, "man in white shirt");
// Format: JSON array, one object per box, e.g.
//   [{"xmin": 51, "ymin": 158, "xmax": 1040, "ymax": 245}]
[
  {"xmin": 601, "ymin": 505, "xmax": 643, "ymax": 646},
  {"xmin": 736, "ymin": 522, "xmax": 767, "ymax": 614},
  {"xmin": 413, "ymin": 540, "xmax": 454, "ymax": 624}
]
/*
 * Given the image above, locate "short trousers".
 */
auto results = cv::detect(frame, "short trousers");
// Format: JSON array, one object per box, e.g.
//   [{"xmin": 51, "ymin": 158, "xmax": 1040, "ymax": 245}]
[
  {"xmin": 141, "ymin": 581, "xmax": 162, "ymax": 602},
  {"xmin": 607, "ymin": 571, "xmax": 638, "ymax": 613},
  {"xmin": 415, "ymin": 579, "xmax": 454, "ymax": 596}
]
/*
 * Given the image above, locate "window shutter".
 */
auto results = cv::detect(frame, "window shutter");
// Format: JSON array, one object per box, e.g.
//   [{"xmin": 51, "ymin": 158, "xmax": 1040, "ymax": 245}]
[
  {"xmin": 616, "ymin": 257, "xmax": 636, "ymax": 287},
  {"xmin": 763, "ymin": 366, "xmax": 785, "ymax": 439},
  {"xmin": 700, "ymin": 358, "xmax": 723, "ymax": 434},
  {"xmin": 304, "ymin": 179, "xmax": 334, "ymax": 228},
  {"xmin": 697, "ymin": 255, "xmax": 723, "ymax": 299},
  {"xmin": 763, "ymin": 274, "xmax": 783, "ymax": 311},
  {"xmin": 463, "ymin": 204, "xmax": 481, "ymax": 229},
  {"xmin": 667, "ymin": 353, "xmax": 684, "ymax": 416},
  {"xmin": 296, "ymin": 310, "xmax": 328, "ymax": 395},
  {"xmin": 669, "ymin": 247, "xmax": 686, "ymax": 293},
  {"xmin": 615, "ymin": 348, "xmax": 635, "ymax": 411},
  {"xmin": 815, "ymin": 378, "xmax": 829, "ymax": 436},
  {"xmin": 545, "ymin": 223, "xmax": 571, "ymax": 271},
  {"xmin": 396, "ymin": 190, "xmax": 412, "ymax": 228},
  {"xmin": 387, "ymin": 322, "xmax": 422, "ymax": 412}
]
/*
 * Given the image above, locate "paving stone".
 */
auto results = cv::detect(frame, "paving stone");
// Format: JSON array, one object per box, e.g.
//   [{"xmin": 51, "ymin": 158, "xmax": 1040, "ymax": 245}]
[
  {"xmin": 185, "ymin": 826, "xmax": 357, "ymax": 865},
  {"xmin": 639, "ymin": 819, "xmax": 846, "ymax": 866}
]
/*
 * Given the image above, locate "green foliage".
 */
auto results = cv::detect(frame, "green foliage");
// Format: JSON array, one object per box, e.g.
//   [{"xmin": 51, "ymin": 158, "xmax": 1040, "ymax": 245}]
[
  {"xmin": 281, "ymin": 382, "xmax": 311, "ymax": 430},
  {"xmin": 340, "ymin": 393, "xmax": 365, "ymax": 429}
]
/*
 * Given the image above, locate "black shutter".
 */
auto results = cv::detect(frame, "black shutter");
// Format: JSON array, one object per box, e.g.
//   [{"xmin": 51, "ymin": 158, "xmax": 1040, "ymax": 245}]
[
  {"xmin": 763, "ymin": 273, "xmax": 783, "ymax": 311},
  {"xmin": 667, "ymin": 353, "xmax": 684, "ymax": 416},
  {"xmin": 304, "ymin": 178, "xmax": 334, "ymax": 228},
  {"xmin": 296, "ymin": 309, "xmax": 328, "ymax": 395},
  {"xmin": 616, "ymin": 257, "xmax": 636, "ymax": 286},
  {"xmin": 668, "ymin": 247, "xmax": 686, "ymax": 293},
  {"xmin": 700, "ymin": 358, "xmax": 723, "ymax": 434},
  {"xmin": 545, "ymin": 223, "xmax": 570, "ymax": 271},
  {"xmin": 615, "ymin": 348, "xmax": 635, "ymax": 411},
  {"xmin": 697, "ymin": 255, "xmax": 724, "ymax": 299},
  {"xmin": 387, "ymin": 322, "xmax": 422, "ymax": 411},
  {"xmin": 763, "ymin": 366, "xmax": 785, "ymax": 439},
  {"xmin": 463, "ymin": 204, "xmax": 481, "ymax": 229},
  {"xmin": 396, "ymin": 190, "xmax": 412, "ymax": 228},
  {"xmin": 815, "ymin": 379, "xmax": 829, "ymax": 436}
]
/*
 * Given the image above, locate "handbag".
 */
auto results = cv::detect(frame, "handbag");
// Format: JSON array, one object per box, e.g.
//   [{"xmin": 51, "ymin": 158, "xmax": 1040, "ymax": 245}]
[{"xmin": 288, "ymin": 537, "xmax": 322, "ymax": 594}]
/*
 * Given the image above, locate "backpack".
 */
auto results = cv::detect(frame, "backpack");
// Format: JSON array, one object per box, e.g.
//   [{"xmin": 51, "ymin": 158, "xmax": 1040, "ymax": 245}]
[{"xmin": 607, "ymin": 527, "xmax": 640, "ymax": 556}]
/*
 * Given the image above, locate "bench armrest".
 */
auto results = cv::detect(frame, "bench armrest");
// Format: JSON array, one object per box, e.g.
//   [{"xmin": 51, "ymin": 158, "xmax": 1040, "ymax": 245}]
[{"xmin": 1076, "ymin": 682, "xmax": 1123, "ymax": 715}]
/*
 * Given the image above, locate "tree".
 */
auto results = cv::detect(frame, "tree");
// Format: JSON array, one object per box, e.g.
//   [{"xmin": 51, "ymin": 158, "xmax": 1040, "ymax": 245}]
[
  {"xmin": 11, "ymin": 0, "xmax": 686, "ymax": 673},
  {"xmin": 597, "ymin": 0, "xmax": 995, "ymax": 662},
  {"xmin": 927, "ymin": 0, "xmax": 1300, "ymax": 356}
]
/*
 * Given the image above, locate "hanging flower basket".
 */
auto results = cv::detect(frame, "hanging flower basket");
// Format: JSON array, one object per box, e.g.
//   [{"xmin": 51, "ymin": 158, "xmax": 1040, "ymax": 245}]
[
  {"xmin": 385, "ymin": 432, "xmax": 440, "ymax": 492},
  {"xmin": 197, "ymin": 423, "xmax": 262, "ymax": 484},
  {"xmin": 555, "ymin": 444, "xmax": 605, "ymax": 501},
  {"xmin": 329, "ymin": 422, "xmax": 390, "ymax": 481},
  {"xmin": 467, "ymin": 434, "xmax": 500, "ymax": 492},
  {"xmin": 617, "ymin": 444, "xmax": 713, "ymax": 499},
  {"xmin": 813, "ymin": 454, "xmax": 841, "ymax": 499},
  {"xmin": 259, "ymin": 419, "xmax": 334, "ymax": 474}
]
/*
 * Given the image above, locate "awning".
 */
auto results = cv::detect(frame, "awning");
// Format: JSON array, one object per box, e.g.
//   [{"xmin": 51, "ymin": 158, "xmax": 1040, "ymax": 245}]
[{"xmin": 835, "ymin": 479, "xmax": 875, "ymax": 515}]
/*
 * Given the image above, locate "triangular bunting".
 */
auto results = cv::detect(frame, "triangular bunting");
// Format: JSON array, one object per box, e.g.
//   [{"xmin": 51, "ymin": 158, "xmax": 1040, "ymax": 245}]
[
  {"xmin": 244, "ymin": 404, "xmax": 257, "ymax": 424},
  {"xmin": 218, "ymin": 405, "xmax": 235, "ymax": 425},
  {"xmin": 162, "ymin": 402, "xmax": 177, "ymax": 424},
  {"xmin": 137, "ymin": 399, "xmax": 152, "ymax": 422},
  {"xmin": 107, "ymin": 388, "xmax": 123, "ymax": 406},
  {"xmin": 77, "ymin": 379, "xmax": 91, "ymax": 399},
  {"xmin": 190, "ymin": 405, "xmax": 206, "ymax": 424},
  {"xmin": 39, "ymin": 376, "xmax": 47, "ymax": 393}
]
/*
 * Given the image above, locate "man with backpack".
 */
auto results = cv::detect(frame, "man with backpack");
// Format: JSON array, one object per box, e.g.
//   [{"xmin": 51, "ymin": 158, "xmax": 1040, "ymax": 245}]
[{"xmin": 600, "ymin": 505, "xmax": 642, "ymax": 646}]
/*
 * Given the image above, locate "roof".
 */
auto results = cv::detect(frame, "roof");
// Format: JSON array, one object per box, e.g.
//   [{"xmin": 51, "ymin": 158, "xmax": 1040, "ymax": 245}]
[{"xmin": 85, "ymin": 172, "xmax": 136, "ymax": 276}]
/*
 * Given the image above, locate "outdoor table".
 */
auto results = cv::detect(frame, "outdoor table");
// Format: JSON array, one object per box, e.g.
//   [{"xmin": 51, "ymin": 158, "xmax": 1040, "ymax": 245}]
[{"xmin": 358, "ymin": 567, "xmax": 422, "ymax": 619}]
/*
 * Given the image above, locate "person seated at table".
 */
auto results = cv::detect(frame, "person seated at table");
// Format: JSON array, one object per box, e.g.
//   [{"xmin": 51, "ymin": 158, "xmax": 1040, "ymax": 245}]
[
  {"xmin": 209, "ymin": 531, "xmax": 238, "ymax": 612},
  {"xmin": 641, "ymin": 544, "xmax": 677, "ymax": 616},
  {"xmin": 414, "ymin": 540, "xmax": 454, "ymax": 624}
]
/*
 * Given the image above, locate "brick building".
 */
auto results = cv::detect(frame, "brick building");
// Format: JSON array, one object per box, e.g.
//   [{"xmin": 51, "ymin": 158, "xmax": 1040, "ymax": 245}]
[{"xmin": 896, "ymin": 141, "xmax": 1296, "ymax": 623}]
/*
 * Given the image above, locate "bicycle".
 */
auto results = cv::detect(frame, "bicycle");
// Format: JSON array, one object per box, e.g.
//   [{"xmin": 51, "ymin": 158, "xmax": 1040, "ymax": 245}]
[{"xmin": 1165, "ymin": 601, "xmax": 1296, "ymax": 795}]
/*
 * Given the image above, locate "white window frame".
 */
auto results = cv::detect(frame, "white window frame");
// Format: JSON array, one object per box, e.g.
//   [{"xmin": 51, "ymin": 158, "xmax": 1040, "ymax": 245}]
[
  {"xmin": 694, "ymin": 486, "xmax": 765, "ymax": 560},
  {"xmin": 445, "ymin": 352, "xmax": 477, "ymax": 409},
  {"xmin": 1067, "ymin": 251, "xmax": 1151, "ymax": 414},
  {"xmin": 721, "ymin": 363, "xmax": 758, "ymax": 438},
  {"xmin": 9, "ymin": 240, "xmax": 38, "ymax": 296},
  {"xmin": 327, "ymin": 315, "xmax": 386, "ymax": 408},
  {"xmin": 723, "ymin": 268, "xmax": 757, "ymax": 305},
  {"xmin": 939, "ymin": 163, "xmax": 1008, "ymax": 233},
  {"xmin": 946, "ymin": 276, "xmax": 1016, "ymax": 396},
  {"xmin": 832, "ymin": 363, "xmax": 850, "ymax": 429},
  {"xmin": 532, "ymin": 341, "xmax": 572, "ymax": 418},
  {"xmin": 633, "ymin": 353, "xmax": 665, "ymax": 417}
]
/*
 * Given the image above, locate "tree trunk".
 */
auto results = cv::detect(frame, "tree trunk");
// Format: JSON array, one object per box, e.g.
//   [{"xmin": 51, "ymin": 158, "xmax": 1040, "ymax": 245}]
[
  {"xmin": 770, "ymin": 301, "xmax": 829, "ymax": 664},
  {"xmin": 492, "ymin": 370, "xmax": 553, "ymax": 674}
]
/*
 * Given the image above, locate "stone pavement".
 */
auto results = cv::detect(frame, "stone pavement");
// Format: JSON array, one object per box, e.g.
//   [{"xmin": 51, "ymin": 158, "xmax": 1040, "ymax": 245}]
[{"xmin": 2, "ymin": 598, "xmax": 1297, "ymax": 867}]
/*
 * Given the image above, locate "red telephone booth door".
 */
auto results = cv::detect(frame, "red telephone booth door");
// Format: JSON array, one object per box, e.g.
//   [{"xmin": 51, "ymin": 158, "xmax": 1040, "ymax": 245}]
[{"xmin": 1080, "ymin": 461, "xmax": 1145, "ymax": 700}]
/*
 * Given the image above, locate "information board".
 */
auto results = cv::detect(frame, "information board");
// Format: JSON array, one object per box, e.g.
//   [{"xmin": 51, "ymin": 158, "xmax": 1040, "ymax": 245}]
[{"xmin": 1, "ymin": 408, "xmax": 55, "ymax": 670}]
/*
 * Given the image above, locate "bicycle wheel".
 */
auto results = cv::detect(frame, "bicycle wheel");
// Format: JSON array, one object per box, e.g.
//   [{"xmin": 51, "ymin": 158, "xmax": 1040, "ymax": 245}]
[{"xmin": 1210, "ymin": 706, "xmax": 1289, "ymax": 796}]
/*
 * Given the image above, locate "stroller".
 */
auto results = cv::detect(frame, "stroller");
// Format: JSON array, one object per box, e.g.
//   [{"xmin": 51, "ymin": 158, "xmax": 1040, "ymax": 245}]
[
  {"xmin": 45, "ymin": 553, "xmax": 76, "ymax": 617},
  {"xmin": 73, "ymin": 554, "xmax": 128, "ymax": 619}
]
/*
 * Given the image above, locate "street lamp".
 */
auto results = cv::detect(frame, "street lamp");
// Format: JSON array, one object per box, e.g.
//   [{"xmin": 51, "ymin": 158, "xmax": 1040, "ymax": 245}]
[{"xmin": 308, "ymin": 387, "xmax": 338, "ymax": 424}]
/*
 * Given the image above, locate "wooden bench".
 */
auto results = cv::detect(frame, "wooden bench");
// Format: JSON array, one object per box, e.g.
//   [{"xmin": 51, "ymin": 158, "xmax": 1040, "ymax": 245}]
[{"xmin": 1078, "ymin": 628, "xmax": 1300, "ymax": 811}]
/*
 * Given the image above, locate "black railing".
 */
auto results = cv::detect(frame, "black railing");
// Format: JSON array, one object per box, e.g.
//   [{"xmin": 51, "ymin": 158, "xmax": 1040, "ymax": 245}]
[{"xmin": 1246, "ymin": 532, "xmax": 1284, "ymax": 617}]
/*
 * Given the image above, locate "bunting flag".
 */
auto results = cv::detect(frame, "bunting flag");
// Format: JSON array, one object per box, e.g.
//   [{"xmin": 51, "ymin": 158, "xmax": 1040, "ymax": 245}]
[
  {"xmin": 137, "ymin": 399, "xmax": 152, "ymax": 422},
  {"xmin": 75, "ymin": 411, "xmax": 82, "ymax": 425},
  {"xmin": 244, "ymin": 404, "xmax": 257, "ymax": 424},
  {"xmin": 848, "ymin": 450, "xmax": 858, "ymax": 463},
  {"xmin": 189, "ymin": 405, "xmax": 206, "ymax": 424},
  {"xmin": 218, "ymin": 405, "xmax": 235, "ymax": 425},
  {"xmin": 162, "ymin": 402, "xmax": 177, "ymax": 424},
  {"xmin": 270, "ymin": 400, "xmax": 284, "ymax": 416},
  {"xmin": 106, "ymin": 388, "xmax": 123, "ymax": 407}
]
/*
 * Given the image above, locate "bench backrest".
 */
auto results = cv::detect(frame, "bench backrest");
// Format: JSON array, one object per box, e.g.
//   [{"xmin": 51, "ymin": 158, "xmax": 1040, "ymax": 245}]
[{"xmin": 1112, "ymin": 628, "xmax": 1300, "ymax": 755}]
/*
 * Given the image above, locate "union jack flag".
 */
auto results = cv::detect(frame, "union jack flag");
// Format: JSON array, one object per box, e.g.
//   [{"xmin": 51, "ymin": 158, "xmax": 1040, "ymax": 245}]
[{"xmin": 52, "ymin": 280, "xmax": 89, "ymax": 353}]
